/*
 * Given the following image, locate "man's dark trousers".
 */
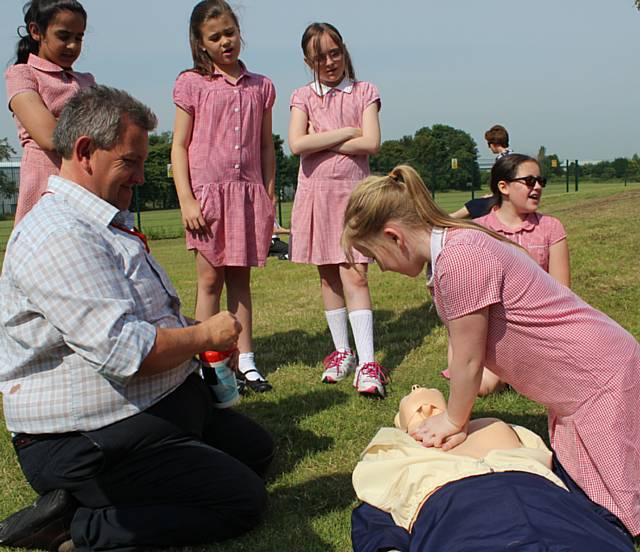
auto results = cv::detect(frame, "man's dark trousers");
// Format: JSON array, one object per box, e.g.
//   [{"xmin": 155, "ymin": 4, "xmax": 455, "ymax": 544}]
[{"xmin": 13, "ymin": 373, "xmax": 274, "ymax": 551}]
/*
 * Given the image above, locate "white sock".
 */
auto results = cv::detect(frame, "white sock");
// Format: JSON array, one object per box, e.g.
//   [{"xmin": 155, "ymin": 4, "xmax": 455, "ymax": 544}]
[
  {"xmin": 239, "ymin": 352, "xmax": 264, "ymax": 381},
  {"xmin": 349, "ymin": 309, "xmax": 374, "ymax": 365},
  {"xmin": 325, "ymin": 307, "xmax": 351, "ymax": 352}
]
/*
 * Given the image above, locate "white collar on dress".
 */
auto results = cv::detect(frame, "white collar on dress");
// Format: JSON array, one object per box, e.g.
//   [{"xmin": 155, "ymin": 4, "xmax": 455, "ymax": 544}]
[
  {"xmin": 426, "ymin": 227, "xmax": 446, "ymax": 287},
  {"xmin": 309, "ymin": 77, "xmax": 354, "ymax": 96}
]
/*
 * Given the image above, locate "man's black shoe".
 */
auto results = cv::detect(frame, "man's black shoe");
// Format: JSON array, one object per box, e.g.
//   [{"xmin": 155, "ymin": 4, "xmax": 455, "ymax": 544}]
[{"xmin": 0, "ymin": 489, "xmax": 77, "ymax": 550}]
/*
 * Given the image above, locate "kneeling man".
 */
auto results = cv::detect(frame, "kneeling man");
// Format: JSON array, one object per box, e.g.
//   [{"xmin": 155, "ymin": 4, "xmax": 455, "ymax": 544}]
[{"xmin": 0, "ymin": 85, "xmax": 273, "ymax": 551}]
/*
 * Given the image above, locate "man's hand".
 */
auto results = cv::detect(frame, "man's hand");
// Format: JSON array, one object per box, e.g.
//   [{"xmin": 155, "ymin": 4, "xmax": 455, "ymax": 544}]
[
  {"xmin": 141, "ymin": 312, "xmax": 241, "ymax": 377},
  {"xmin": 227, "ymin": 348, "xmax": 240, "ymax": 372},
  {"xmin": 199, "ymin": 311, "xmax": 242, "ymax": 352}
]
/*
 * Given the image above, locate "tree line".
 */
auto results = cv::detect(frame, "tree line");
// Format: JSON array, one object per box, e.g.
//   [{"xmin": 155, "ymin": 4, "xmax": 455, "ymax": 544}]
[
  {"xmin": 139, "ymin": 124, "xmax": 481, "ymax": 210},
  {"xmin": 2, "ymin": 129, "xmax": 638, "ymax": 211},
  {"xmin": 536, "ymin": 145, "xmax": 640, "ymax": 181}
]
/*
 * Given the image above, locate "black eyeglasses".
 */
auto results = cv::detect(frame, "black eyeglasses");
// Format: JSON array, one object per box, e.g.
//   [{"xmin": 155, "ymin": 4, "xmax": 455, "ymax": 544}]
[{"xmin": 510, "ymin": 175, "xmax": 547, "ymax": 188}]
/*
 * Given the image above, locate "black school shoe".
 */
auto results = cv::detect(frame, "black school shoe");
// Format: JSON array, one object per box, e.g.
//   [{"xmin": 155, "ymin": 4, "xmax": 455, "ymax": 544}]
[
  {"xmin": 0, "ymin": 489, "xmax": 77, "ymax": 550},
  {"xmin": 237, "ymin": 369, "xmax": 273, "ymax": 393}
]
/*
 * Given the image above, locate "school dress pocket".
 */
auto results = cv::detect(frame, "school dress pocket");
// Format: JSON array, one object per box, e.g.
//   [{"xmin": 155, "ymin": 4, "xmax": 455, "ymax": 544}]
[
  {"xmin": 527, "ymin": 242, "xmax": 550, "ymax": 272},
  {"xmin": 199, "ymin": 183, "xmax": 222, "ymax": 227}
]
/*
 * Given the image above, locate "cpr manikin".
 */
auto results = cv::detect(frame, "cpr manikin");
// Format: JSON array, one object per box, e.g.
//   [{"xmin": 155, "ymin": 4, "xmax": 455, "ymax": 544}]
[{"xmin": 350, "ymin": 386, "xmax": 635, "ymax": 552}]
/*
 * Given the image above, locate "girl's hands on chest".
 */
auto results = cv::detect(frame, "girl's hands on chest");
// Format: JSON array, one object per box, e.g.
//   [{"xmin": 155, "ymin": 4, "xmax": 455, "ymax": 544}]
[{"xmin": 410, "ymin": 412, "xmax": 469, "ymax": 451}]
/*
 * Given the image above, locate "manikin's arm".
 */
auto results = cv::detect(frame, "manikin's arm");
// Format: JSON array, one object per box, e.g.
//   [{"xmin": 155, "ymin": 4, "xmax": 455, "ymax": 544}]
[
  {"xmin": 288, "ymin": 106, "xmax": 361, "ymax": 155},
  {"xmin": 411, "ymin": 309, "xmax": 488, "ymax": 451},
  {"xmin": 548, "ymin": 238, "xmax": 571, "ymax": 288}
]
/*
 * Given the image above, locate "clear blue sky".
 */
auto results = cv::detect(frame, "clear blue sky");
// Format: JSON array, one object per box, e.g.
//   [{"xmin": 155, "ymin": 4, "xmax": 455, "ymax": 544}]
[{"xmin": 1, "ymin": 0, "xmax": 639, "ymax": 161}]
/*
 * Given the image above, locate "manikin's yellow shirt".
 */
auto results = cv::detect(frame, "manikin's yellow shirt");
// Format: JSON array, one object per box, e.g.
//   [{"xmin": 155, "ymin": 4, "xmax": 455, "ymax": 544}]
[{"xmin": 352, "ymin": 426, "xmax": 567, "ymax": 531}]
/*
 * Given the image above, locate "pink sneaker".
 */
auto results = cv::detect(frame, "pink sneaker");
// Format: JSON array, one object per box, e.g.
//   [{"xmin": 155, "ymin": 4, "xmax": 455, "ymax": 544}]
[
  {"xmin": 321, "ymin": 349, "xmax": 357, "ymax": 383},
  {"xmin": 353, "ymin": 362, "xmax": 389, "ymax": 397},
  {"xmin": 441, "ymin": 369, "xmax": 450, "ymax": 379}
]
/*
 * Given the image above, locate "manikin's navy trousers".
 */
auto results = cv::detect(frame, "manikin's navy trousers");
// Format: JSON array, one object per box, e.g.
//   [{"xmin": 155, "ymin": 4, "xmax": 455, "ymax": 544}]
[{"xmin": 13, "ymin": 373, "xmax": 274, "ymax": 551}]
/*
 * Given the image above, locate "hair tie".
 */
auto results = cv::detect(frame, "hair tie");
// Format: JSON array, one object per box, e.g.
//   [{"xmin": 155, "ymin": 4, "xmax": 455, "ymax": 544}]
[
  {"xmin": 388, "ymin": 171, "xmax": 400, "ymax": 183},
  {"xmin": 17, "ymin": 25, "xmax": 29, "ymax": 38}
]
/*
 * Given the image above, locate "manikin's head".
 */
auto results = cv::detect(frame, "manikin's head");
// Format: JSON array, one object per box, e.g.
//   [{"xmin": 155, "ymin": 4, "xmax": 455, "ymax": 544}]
[{"xmin": 394, "ymin": 385, "xmax": 447, "ymax": 434}]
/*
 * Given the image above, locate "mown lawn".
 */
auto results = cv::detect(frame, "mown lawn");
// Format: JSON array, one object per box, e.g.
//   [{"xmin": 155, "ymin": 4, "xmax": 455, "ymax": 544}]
[{"xmin": 0, "ymin": 182, "xmax": 638, "ymax": 551}]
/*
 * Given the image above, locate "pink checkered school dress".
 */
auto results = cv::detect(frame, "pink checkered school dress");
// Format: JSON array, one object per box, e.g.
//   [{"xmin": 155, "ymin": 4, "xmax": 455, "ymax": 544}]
[
  {"xmin": 289, "ymin": 80, "xmax": 380, "ymax": 265},
  {"xmin": 431, "ymin": 228, "xmax": 640, "ymax": 535},
  {"xmin": 475, "ymin": 210, "xmax": 566, "ymax": 272},
  {"xmin": 172, "ymin": 65, "xmax": 275, "ymax": 267},
  {"xmin": 5, "ymin": 54, "xmax": 95, "ymax": 224}
]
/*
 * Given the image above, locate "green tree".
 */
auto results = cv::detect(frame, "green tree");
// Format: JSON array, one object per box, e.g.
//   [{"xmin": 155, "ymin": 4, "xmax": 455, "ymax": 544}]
[
  {"xmin": 537, "ymin": 145, "xmax": 551, "ymax": 177},
  {"xmin": 274, "ymin": 133, "xmax": 299, "ymax": 200},
  {"xmin": 149, "ymin": 131, "xmax": 172, "ymax": 147},
  {"xmin": 629, "ymin": 154, "xmax": 640, "ymax": 181},
  {"xmin": 547, "ymin": 154, "xmax": 562, "ymax": 176},
  {"xmin": 536, "ymin": 146, "xmax": 565, "ymax": 177},
  {"xmin": 403, "ymin": 125, "xmax": 479, "ymax": 191},
  {"xmin": 142, "ymin": 132, "xmax": 176, "ymax": 210},
  {"xmin": 612, "ymin": 157, "xmax": 629, "ymax": 179},
  {"xmin": 430, "ymin": 124, "xmax": 480, "ymax": 190},
  {"xmin": 0, "ymin": 137, "xmax": 17, "ymax": 199},
  {"xmin": 369, "ymin": 136, "xmax": 414, "ymax": 174},
  {"xmin": 369, "ymin": 126, "xmax": 480, "ymax": 191}
]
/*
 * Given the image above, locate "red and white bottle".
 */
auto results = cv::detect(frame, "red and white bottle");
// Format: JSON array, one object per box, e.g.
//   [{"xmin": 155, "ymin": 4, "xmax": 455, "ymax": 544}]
[{"xmin": 200, "ymin": 350, "xmax": 240, "ymax": 408}]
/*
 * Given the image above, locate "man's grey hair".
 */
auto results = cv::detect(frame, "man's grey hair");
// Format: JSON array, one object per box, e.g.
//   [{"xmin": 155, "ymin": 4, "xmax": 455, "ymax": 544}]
[{"xmin": 53, "ymin": 85, "xmax": 158, "ymax": 158}]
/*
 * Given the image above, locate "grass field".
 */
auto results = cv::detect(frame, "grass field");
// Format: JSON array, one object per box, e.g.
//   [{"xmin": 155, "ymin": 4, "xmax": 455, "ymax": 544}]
[{"xmin": 0, "ymin": 182, "xmax": 639, "ymax": 551}]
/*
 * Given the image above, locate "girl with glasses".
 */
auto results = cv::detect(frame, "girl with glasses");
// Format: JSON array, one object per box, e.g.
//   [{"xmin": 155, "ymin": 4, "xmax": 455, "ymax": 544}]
[
  {"xmin": 341, "ymin": 164, "xmax": 640, "ymax": 538},
  {"xmin": 288, "ymin": 23, "xmax": 387, "ymax": 397},
  {"xmin": 454, "ymin": 153, "xmax": 571, "ymax": 395}
]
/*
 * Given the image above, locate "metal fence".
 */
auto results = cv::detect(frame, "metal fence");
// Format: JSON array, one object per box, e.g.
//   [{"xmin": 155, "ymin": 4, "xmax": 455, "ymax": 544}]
[{"xmin": 0, "ymin": 158, "xmax": 20, "ymax": 216}]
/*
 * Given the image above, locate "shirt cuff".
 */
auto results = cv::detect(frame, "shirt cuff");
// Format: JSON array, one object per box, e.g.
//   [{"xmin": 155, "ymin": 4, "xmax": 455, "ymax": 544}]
[{"xmin": 98, "ymin": 319, "xmax": 157, "ymax": 387}]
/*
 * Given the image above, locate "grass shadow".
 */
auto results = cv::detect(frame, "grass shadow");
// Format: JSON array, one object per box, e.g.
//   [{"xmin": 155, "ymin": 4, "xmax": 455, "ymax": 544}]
[
  {"xmin": 254, "ymin": 301, "xmax": 441, "ymax": 379},
  {"xmin": 374, "ymin": 302, "xmax": 441, "ymax": 376},
  {"xmin": 176, "ymin": 472, "xmax": 356, "ymax": 552},
  {"xmin": 238, "ymin": 388, "xmax": 350, "ymax": 480}
]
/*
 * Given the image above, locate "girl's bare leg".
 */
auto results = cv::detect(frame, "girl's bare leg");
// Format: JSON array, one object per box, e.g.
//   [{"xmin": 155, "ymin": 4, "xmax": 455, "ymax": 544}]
[
  {"xmin": 195, "ymin": 252, "xmax": 225, "ymax": 321},
  {"xmin": 225, "ymin": 266, "xmax": 253, "ymax": 353}
]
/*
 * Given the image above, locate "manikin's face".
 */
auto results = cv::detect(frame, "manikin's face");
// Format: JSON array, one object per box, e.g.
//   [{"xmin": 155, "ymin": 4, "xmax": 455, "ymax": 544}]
[
  {"xmin": 395, "ymin": 387, "xmax": 447, "ymax": 433},
  {"xmin": 199, "ymin": 13, "xmax": 241, "ymax": 71},
  {"xmin": 499, "ymin": 160, "xmax": 544, "ymax": 215},
  {"xmin": 306, "ymin": 33, "xmax": 346, "ymax": 87},
  {"xmin": 30, "ymin": 10, "xmax": 85, "ymax": 69},
  {"xmin": 89, "ymin": 120, "xmax": 148, "ymax": 211}
]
